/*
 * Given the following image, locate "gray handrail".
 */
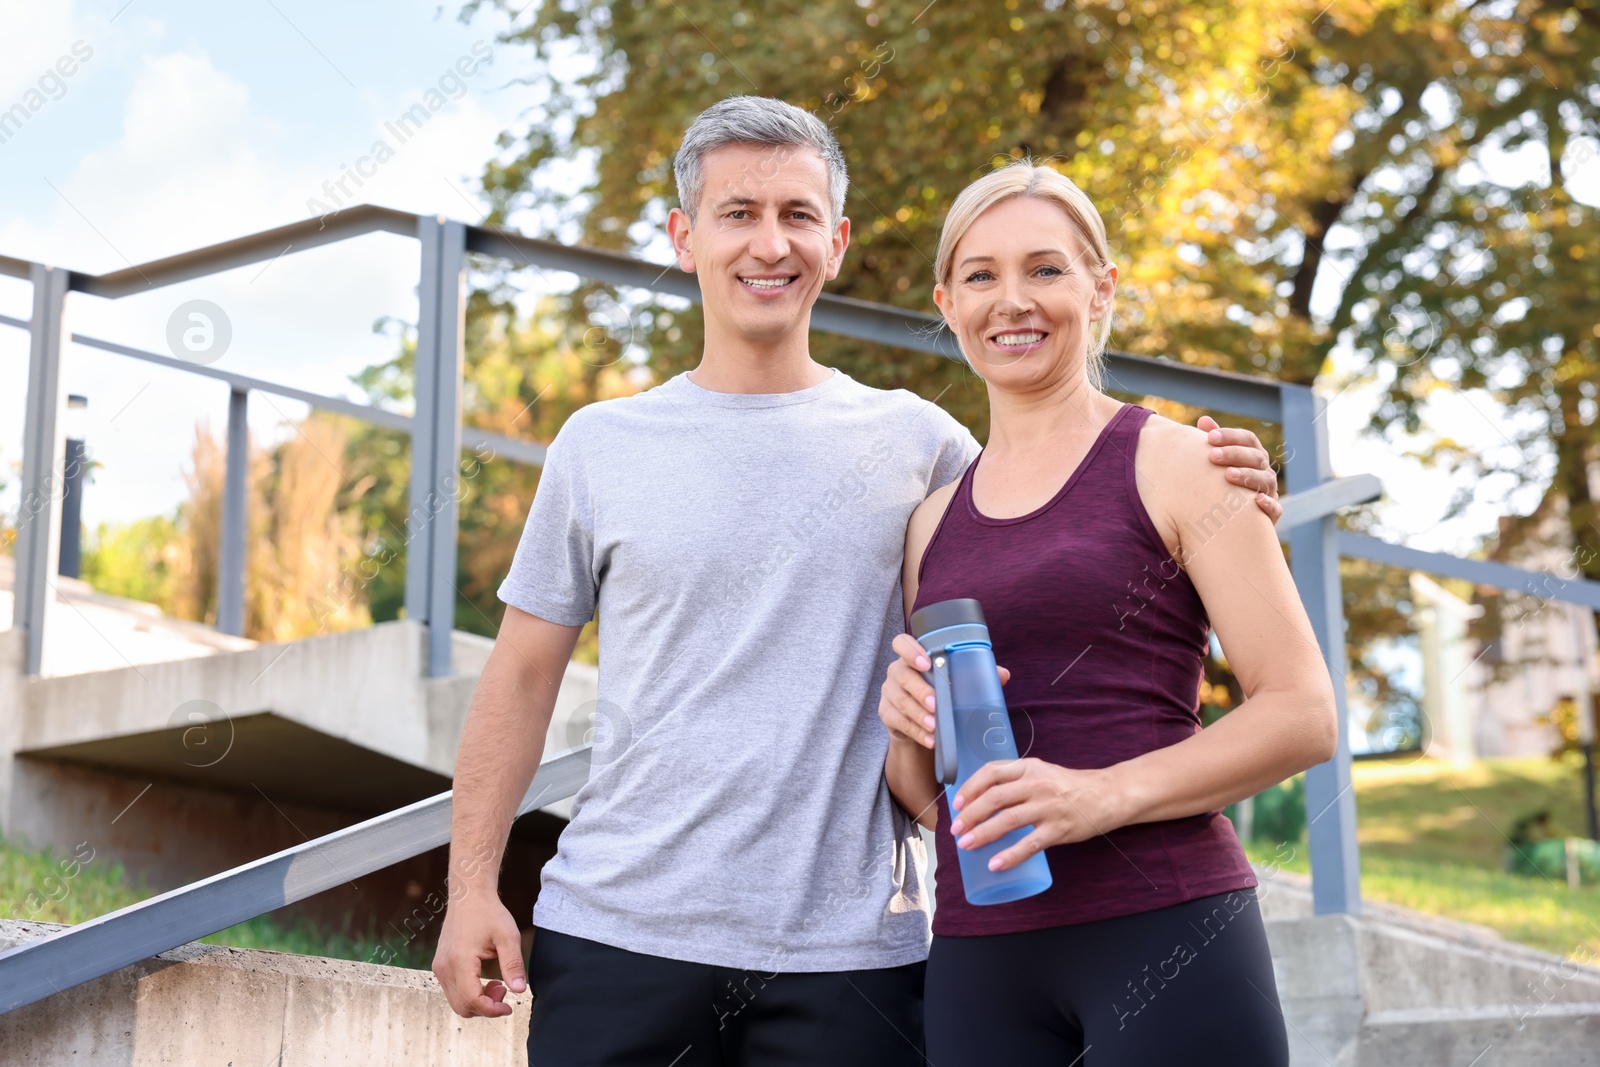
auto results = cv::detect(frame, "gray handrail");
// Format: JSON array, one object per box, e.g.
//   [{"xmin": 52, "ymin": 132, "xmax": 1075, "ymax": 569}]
[
  {"xmin": 0, "ymin": 313, "xmax": 547, "ymax": 468},
  {"xmin": 0, "ymin": 201, "xmax": 1286, "ymax": 421},
  {"xmin": 1276, "ymin": 474, "xmax": 1383, "ymax": 532},
  {"xmin": 1341, "ymin": 531, "xmax": 1600, "ymax": 610},
  {"xmin": 0, "ymin": 745, "xmax": 591, "ymax": 1016}
]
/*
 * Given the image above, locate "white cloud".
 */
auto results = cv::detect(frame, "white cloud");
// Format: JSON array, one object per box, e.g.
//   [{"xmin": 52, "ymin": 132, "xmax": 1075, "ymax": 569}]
[
  {"xmin": 0, "ymin": 25, "xmax": 531, "ymax": 531},
  {"xmin": 0, "ymin": 3, "xmax": 83, "ymax": 102}
]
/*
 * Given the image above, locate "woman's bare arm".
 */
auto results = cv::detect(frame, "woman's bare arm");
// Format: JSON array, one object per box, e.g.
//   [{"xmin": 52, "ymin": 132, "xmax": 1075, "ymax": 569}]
[
  {"xmin": 879, "ymin": 481, "xmax": 959, "ymax": 830},
  {"xmin": 1102, "ymin": 416, "xmax": 1337, "ymax": 823}
]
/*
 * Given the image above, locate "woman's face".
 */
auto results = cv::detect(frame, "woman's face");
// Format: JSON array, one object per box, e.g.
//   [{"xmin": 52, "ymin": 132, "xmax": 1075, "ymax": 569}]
[{"xmin": 933, "ymin": 195, "xmax": 1117, "ymax": 394}]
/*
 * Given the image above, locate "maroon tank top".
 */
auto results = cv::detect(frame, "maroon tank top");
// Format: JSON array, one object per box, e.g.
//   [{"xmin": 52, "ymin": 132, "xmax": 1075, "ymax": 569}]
[{"xmin": 913, "ymin": 403, "xmax": 1256, "ymax": 937}]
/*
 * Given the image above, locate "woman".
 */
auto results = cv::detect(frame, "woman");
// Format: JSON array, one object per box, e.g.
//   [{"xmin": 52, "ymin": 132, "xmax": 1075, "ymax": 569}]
[{"xmin": 878, "ymin": 161, "xmax": 1337, "ymax": 1066}]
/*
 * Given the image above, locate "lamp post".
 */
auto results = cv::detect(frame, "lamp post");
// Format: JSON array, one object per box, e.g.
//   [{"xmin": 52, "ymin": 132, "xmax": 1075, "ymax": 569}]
[
  {"xmin": 58, "ymin": 393, "xmax": 88, "ymax": 579},
  {"xmin": 1575, "ymin": 609, "xmax": 1599, "ymax": 842}
]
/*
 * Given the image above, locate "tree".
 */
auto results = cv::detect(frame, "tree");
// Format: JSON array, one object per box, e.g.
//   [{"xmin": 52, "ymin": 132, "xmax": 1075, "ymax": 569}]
[
  {"xmin": 174, "ymin": 415, "xmax": 372, "ymax": 641},
  {"xmin": 459, "ymin": 0, "xmax": 1600, "ymax": 724},
  {"xmin": 341, "ymin": 284, "xmax": 643, "ymax": 656},
  {"xmin": 465, "ymin": 0, "xmax": 1357, "ymax": 435},
  {"xmin": 1301, "ymin": 0, "xmax": 1600, "ymax": 613}
]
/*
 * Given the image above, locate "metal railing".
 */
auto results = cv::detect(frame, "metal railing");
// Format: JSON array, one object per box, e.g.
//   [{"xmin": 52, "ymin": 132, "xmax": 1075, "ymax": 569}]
[
  {"xmin": 5, "ymin": 204, "xmax": 1600, "ymax": 1013},
  {"xmin": 0, "ymin": 746, "xmax": 591, "ymax": 1015}
]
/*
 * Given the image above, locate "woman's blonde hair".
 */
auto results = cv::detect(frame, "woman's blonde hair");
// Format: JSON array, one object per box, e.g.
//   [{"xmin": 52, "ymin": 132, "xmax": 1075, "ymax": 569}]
[{"xmin": 933, "ymin": 160, "xmax": 1115, "ymax": 388}]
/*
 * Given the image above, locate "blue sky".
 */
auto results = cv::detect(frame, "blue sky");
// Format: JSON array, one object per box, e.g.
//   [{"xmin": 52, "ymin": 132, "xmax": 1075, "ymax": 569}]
[{"xmin": 0, "ymin": 0, "xmax": 1590, "ymax": 559}]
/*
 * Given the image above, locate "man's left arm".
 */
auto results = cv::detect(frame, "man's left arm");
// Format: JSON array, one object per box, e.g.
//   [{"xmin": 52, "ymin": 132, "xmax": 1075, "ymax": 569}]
[{"xmin": 1195, "ymin": 414, "xmax": 1282, "ymax": 524}]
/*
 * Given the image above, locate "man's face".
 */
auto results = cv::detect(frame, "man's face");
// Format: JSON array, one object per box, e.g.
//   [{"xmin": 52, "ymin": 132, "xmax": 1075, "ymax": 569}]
[{"xmin": 668, "ymin": 143, "xmax": 850, "ymax": 348}]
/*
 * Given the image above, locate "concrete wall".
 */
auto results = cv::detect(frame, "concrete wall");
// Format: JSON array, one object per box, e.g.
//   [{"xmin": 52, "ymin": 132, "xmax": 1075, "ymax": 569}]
[
  {"xmin": 7, "ymin": 619, "xmax": 597, "ymax": 797},
  {"xmin": 0, "ymin": 919, "xmax": 532, "ymax": 1066}
]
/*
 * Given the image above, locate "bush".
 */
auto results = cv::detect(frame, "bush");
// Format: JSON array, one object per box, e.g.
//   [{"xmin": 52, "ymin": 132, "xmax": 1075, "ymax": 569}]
[
  {"xmin": 1225, "ymin": 775, "xmax": 1306, "ymax": 846},
  {"xmin": 1251, "ymin": 775, "xmax": 1307, "ymax": 845},
  {"xmin": 1505, "ymin": 836, "xmax": 1600, "ymax": 886}
]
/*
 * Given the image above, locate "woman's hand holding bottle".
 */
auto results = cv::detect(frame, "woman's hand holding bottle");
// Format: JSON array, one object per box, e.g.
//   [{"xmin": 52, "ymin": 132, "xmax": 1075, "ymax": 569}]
[
  {"xmin": 949, "ymin": 759, "xmax": 1125, "ymax": 872},
  {"xmin": 878, "ymin": 633, "xmax": 1010, "ymax": 750}
]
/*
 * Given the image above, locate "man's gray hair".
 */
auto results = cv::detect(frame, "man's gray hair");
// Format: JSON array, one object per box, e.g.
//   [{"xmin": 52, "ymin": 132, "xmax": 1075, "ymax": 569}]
[{"xmin": 673, "ymin": 96, "xmax": 848, "ymax": 226}]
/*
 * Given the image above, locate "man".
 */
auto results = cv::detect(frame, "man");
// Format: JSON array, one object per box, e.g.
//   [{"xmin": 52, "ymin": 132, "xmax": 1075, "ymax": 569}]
[{"xmin": 432, "ymin": 96, "xmax": 1284, "ymax": 1065}]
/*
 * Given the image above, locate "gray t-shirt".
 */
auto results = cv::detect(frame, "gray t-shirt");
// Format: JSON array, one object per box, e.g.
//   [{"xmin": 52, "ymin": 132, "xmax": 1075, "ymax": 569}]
[{"xmin": 497, "ymin": 366, "xmax": 979, "ymax": 972}]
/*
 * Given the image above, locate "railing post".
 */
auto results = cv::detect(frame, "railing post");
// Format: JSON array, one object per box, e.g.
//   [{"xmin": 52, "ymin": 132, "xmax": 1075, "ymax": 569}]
[
  {"xmin": 15, "ymin": 264, "xmax": 71, "ymax": 676},
  {"xmin": 1282, "ymin": 384, "xmax": 1361, "ymax": 915},
  {"xmin": 216, "ymin": 387, "xmax": 249, "ymax": 636},
  {"xmin": 405, "ymin": 216, "xmax": 466, "ymax": 677}
]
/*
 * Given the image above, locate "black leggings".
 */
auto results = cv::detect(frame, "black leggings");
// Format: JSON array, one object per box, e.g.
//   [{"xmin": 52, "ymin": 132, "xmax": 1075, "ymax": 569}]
[{"xmin": 924, "ymin": 888, "xmax": 1288, "ymax": 1067}]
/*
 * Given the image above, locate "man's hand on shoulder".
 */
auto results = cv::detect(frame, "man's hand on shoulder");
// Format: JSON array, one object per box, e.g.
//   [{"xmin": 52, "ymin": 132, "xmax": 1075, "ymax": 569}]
[{"xmin": 1194, "ymin": 415, "xmax": 1281, "ymax": 524}]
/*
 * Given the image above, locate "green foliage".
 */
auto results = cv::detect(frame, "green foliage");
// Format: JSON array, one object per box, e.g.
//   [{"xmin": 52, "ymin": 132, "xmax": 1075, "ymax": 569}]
[
  {"xmin": 1225, "ymin": 773, "xmax": 1307, "ymax": 846},
  {"xmin": 1, "ymin": 836, "xmax": 148, "ymax": 928},
  {"xmin": 1506, "ymin": 806, "xmax": 1600, "ymax": 885},
  {"xmin": 1507, "ymin": 836, "xmax": 1600, "ymax": 886},
  {"xmin": 464, "ymin": 0, "xmax": 1358, "ymax": 438},
  {"xmin": 341, "ymin": 295, "xmax": 633, "ymax": 655},
  {"xmin": 1256, "ymin": 774, "xmax": 1308, "ymax": 845},
  {"xmin": 1246, "ymin": 839, "xmax": 1600, "ymax": 961},
  {"xmin": 1537, "ymin": 694, "xmax": 1600, "ymax": 760},
  {"xmin": 78, "ymin": 515, "xmax": 182, "ymax": 609},
  {"xmin": 197, "ymin": 911, "xmax": 435, "ymax": 970}
]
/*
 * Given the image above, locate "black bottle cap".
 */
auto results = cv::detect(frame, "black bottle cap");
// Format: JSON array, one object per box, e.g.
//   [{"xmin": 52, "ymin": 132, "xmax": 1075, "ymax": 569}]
[{"xmin": 909, "ymin": 597, "xmax": 987, "ymax": 640}]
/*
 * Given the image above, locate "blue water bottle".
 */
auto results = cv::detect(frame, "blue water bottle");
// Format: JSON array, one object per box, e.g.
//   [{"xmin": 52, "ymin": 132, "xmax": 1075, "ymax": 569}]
[{"xmin": 911, "ymin": 597, "xmax": 1053, "ymax": 905}]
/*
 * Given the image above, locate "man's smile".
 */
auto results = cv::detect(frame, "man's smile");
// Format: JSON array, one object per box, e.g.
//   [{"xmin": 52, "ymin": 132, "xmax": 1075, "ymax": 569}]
[{"xmin": 738, "ymin": 274, "xmax": 800, "ymax": 293}]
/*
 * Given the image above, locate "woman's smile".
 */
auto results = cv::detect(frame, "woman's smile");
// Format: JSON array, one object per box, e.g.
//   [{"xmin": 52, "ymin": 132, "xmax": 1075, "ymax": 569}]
[{"xmin": 985, "ymin": 327, "xmax": 1051, "ymax": 354}]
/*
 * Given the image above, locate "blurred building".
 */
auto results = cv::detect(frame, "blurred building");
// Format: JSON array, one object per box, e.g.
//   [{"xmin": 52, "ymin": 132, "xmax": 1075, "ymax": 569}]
[{"xmin": 1462, "ymin": 499, "xmax": 1600, "ymax": 759}]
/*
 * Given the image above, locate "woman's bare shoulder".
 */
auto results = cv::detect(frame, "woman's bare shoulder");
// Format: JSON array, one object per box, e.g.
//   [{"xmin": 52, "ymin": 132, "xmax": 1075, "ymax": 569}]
[
  {"xmin": 903, "ymin": 475, "xmax": 964, "ymax": 592},
  {"xmin": 1137, "ymin": 410, "xmax": 1212, "ymax": 458},
  {"xmin": 1133, "ymin": 412, "xmax": 1237, "ymax": 554},
  {"xmin": 1135, "ymin": 411, "xmax": 1228, "ymax": 491},
  {"xmin": 910, "ymin": 476, "xmax": 962, "ymax": 539}
]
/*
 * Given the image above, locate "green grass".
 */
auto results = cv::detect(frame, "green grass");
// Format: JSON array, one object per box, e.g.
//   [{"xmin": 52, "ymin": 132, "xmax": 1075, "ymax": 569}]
[
  {"xmin": 1244, "ymin": 753, "xmax": 1600, "ymax": 961},
  {"xmin": 0, "ymin": 834, "xmax": 435, "ymax": 969}
]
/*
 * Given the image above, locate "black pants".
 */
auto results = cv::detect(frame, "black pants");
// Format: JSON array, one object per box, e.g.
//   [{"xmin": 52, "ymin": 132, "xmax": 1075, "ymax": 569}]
[
  {"xmin": 526, "ymin": 928, "xmax": 927, "ymax": 1066},
  {"xmin": 925, "ymin": 889, "xmax": 1288, "ymax": 1066}
]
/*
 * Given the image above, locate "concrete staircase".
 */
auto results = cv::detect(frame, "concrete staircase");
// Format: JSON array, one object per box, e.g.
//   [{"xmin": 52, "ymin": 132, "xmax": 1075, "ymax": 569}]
[
  {"xmin": 0, "ymin": 611, "xmax": 596, "ymax": 931},
  {"xmin": 1259, "ymin": 869, "xmax": 1600, "ymax": 1065}
]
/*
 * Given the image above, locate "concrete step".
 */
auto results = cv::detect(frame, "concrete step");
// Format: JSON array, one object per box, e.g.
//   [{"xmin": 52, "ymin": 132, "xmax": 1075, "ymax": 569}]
[
  {"xmin": 0, "ymin": 918, "xmax": 529, "ymax": 1066},
  {"xmin": 1261, "ymin": 869, "xmax": 1600, "ymax": 1067},
  {"xmin": 1358, "ymin": 1003, "xmax": 1600, "ymax": 1066},
  {"xmin": 1258, "ymin": 865, "xmax": 1600, "ymax": 1012}
]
